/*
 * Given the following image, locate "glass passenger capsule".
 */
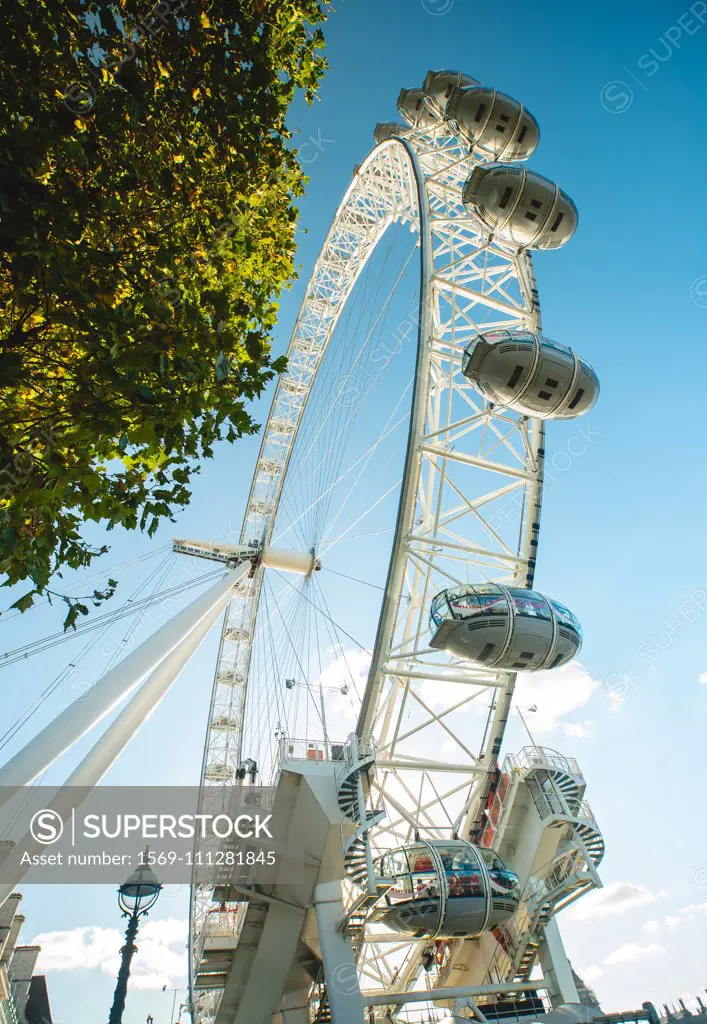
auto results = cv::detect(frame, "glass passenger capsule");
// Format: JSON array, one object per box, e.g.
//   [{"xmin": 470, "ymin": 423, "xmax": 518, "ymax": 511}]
[
  {"xmin": 374, "ymin": 840, "xmax": 520, "ymax": 938},
  {"xmin": 446, "ymin": 87, "xmax": 539, "ymax": 162},
  {"xmin": 374, "ymin": 122, "xmax": 411, "ymax": 144},
  {"xmin": 422, "ymin": 69, "xmax": 480, "ymax": 117},
  {"xmin": 429, "ymin": 585, "xmax": 582, "ymax": 671},
  {"xmin": 397, "ymin": 88, "xmax": 439, "ymax": 129},
  {"xmin": 462, "ymin": 329, "xmax": 599, "ymax": 419},
  {"xmin": 462, "ymin": 165, "xmax": 578, "ymax": 250}
]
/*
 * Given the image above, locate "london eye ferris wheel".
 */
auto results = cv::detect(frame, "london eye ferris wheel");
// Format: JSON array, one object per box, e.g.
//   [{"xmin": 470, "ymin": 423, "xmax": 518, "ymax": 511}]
[{"xmin": 183, "ymin": 68, "xmax": 605, "ymax": 1024}]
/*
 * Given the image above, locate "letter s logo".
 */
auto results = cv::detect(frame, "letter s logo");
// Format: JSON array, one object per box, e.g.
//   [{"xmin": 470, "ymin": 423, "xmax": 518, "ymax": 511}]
[{"xmin": 30, "ymin": 809, "xmax": 64, "ymax": 845}]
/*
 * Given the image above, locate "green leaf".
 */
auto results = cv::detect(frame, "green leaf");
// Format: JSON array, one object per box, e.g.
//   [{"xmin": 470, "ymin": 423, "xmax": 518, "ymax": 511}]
[
  {"xmin": 2, "ymin": 528, "xmax": 19, "ymax": 551},
  {"xmin": 10, "ymin": 591, "xmax": 36, "ymax": 613}
]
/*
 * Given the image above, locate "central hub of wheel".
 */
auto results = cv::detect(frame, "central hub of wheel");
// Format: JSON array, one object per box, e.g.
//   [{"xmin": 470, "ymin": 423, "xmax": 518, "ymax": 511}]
[{"xmin": 260, "ymin": 546, "xmax": 320, "ymax": 576}]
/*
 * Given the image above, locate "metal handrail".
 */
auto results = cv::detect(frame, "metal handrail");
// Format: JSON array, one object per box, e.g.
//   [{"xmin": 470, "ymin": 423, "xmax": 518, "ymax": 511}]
[
  {"xmin": 578, "ymin": 800, "xmax": 599, "ymax": 831},
  {"xmin": 277, "ymin": 734, "xmax": 376, "ymax": 766},
  {"xmin": 334, "ymin": 733, "xmax": 377, "ymax": 785},
  {"xmin": 505, "ymin": 746, "xmax": 583, "ymax": 780},
  {"xmin": 194, "ymin": 902, "xmax": 249, "ymax": 970},
  {"xmin": 202, "ymin": 905, "xmax": 248, "ymax": 939},
  {"xmin": 277, "ymin": 736, "xmax": 348, "ymax": 764}
]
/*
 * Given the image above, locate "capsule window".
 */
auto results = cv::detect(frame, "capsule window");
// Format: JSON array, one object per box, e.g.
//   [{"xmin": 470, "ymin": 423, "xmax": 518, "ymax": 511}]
[
  {"xmin": 568, "ymin": 387, "xmax": 585, "ymax": 409},
  {"xmin": 550, "ymin": 212, "xmax": 565, "ymax": 232},
  {"xmin": 520, "ymin": 651, "xmax": 534, "ymax": 659},
  {"xmin": 507, "ymin": 365, "xmax": 524, "ymax": 389},
  {"xmin": 495, "ymin": 123, "xmax": 507, "ymax": 133},
  {"xmin": 545, "ymin": 377, "xmax": 559, "ymax": 388},
  {"xmin": 549, "ymin": 652, "xmax": 565, "ymax": 669},
  {"xmin": 498, "ymin": 187, "xmax": 514, "ymax": 210},
  {"xmin": 538, "ymin": 390, "xmax": 552, "ymax": 400},
  {"xmin": 530, "ymin": 198, "xmax": 543, "ymax": 209},
  {"xmin": 509, "ymin": 591, "xmax": 550, "ymax": 619},
  {"xmin": 512, "ymin": 662, "xmax": 527, "ymax": 669},
  {"xmin": 474, "ymin": 103, "xmax": 487, "ymax": 123},
  {"xmin": 478, "ymin": 643, "xmax": 495, "ymax": 662},
  {"xmin": 524, "ymin": 211, "xmax": 537, "ymax": 221},
  {"xmin": 517, "ymin": 125, "xmax": 528, "ymax": 143}
]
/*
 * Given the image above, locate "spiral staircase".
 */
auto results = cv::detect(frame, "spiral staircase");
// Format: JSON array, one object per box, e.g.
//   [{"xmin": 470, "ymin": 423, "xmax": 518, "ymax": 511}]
[
  {"xmin": 339, "ymin": 737, "xmax": 390, "ymax": 968},
  {"xmin": 336, "ymin": 737, "xmax": 385, "ymax": 887},
  {"xmin": 486, "ymin": 747, "xmax": 605, "ymax": 985}
]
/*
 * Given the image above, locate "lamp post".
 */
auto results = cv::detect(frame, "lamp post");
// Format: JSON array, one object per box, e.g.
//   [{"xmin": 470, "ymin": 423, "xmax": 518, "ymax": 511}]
[
  {"xmin": 108, "ymin": 854, "xmax": 162, "ymax": 1024},
  {"xmin": 517, "ymin": 704, "xmax": 539, "ymax": 748}
]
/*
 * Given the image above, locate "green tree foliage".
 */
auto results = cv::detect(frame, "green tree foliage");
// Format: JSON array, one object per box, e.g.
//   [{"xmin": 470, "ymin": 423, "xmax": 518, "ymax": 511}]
[{"xmin": 0, "ymin": 0, "xmax": 328, "ymax": 625}]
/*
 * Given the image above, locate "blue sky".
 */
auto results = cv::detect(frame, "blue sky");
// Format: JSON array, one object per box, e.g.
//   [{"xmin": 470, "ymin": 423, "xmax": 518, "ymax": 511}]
[{"xmin": 3, "ymin": 1, "xmax": 707, "ymax": 1020}]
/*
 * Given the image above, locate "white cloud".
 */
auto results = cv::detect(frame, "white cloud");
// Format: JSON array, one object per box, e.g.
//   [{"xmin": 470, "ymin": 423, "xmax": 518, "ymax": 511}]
[
  {"xmin": 314, "ymin": 648, "xmax": 370, "ymax": 732},
  {"xmin": 141, "ymin": 917, "xmax": 188, "ymax": 945},
  {"xmin": 514, "ymin": 662, "xmax": 601, "ymax": 732},
  {"xmin": 642, "ymin": 901, "xmax": 707, "ymax": 936},
  {"xmin": 420, "ymin": 676, "xmax": 473, "ymax": 712},
  {"xmin": 698, "ymin": 672, "xmax": 707, "ymax": 684},
  {"xmin": 32, "ymin": 926, "xmax": 119, "ymax": 971},
  {"xmin": 33, "ymin": 918, "xmax": 187, "ymax": 990},
  {"xmin": 677, "ymin": 901, "xmax": 707, "ymax": 918},
  {"xmin": 580, "ymin": 965, "xmax": 604, "ymax": 982},
  {"xmin": 564, "ymin": 721, "xmax": 592, "ymax": 739},
  {"xmin": 604, "ymin": 942, "xmax": 665, "ymax": 966},
  {"xmin": 570, "ymin": 882, "xmax": 667, "ymax": 921},
  {"xmin": 316, "ymin": 648, "xmax": 370, "ymax": 693}
]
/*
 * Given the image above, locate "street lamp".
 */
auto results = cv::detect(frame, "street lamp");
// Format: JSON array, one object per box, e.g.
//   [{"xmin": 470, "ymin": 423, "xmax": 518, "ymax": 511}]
[
  {"xmin": 108, "ymin": 853, "xmax": 162, "ymax": 1024},
  {"xmin": 516, "ymin": 704, "xmax": 539, "ymax": 748}
]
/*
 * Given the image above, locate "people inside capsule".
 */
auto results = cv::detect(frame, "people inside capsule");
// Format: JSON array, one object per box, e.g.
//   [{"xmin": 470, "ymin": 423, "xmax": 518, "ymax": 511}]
[
  {"xmin": 480, "ymin": 848, "xmax": 522, "ymax": 908},
  {"xmin": 446, "ymin": 87, "xmax": 539, "ymax": 162},
  {"xmin": 375, "ymin": 840, "xmax": 520, "ymax": 938},
  {"xmin": 430, "ymin": 584, "xmax": 582, "ymax": 671},
  {"xmin": 422, "ymin": 69, "xmax": 480, "ymax": 116},
  {"xmin": 462, "ymin": 165, "xmax": 578, "ymax": 250},
  {"xmin": 462, "ymin": 329, "xmax": 599, "ymax": 419}
]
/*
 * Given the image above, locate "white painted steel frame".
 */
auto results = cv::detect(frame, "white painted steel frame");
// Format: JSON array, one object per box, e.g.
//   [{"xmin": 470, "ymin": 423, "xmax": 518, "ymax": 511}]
[{"xmin": 190, "ymin": 118, "xmax": 547, "ymax": 1019}]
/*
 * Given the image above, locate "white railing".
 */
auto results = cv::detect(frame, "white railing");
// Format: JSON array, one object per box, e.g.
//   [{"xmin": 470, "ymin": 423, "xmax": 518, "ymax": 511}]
[
  {"xmin": 542, "ymin": 851, "xmax": 581, "ymax": 892},
  {"xmin": 334, "ymin": 733, "xmax": 377, "ymax": 786},
  {"xmin": 277, "ymin": 736, "xmax": 348, "ymax": 764},
  {"xmin": 193, "ymin": 902, "xmax": 249, "ymax": 978},
  {"xmin": 578, "ymin": 800, "xmax": 599, "ymax": 831},
  {"xmin": 498, "ymin": 851, "xmax": 584, "ymax": 967},
  {"xmin": 202, "ymin": 905, "xmax": 248, "ymax": 939},
  {"xmin": 505, "ymin": 746, "xmax": 583, "ymax": 781}
]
